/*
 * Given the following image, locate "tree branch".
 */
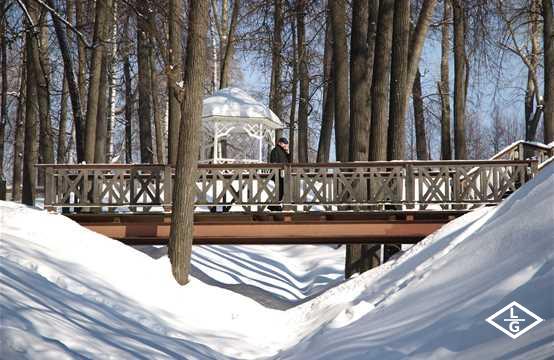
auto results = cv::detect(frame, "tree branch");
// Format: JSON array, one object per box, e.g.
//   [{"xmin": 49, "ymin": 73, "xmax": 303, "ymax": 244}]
[{"xmin": 31, "ymin": 0, "xmax": 92, "ymax": 48}]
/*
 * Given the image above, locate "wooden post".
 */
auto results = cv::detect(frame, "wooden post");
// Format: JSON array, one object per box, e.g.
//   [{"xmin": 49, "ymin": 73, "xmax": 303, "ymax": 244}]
[
  {"xmin": 44, "ymin": 166, "xmax": 55, "ymax": 212},
  {"xmin": 283, "ymin": 164, "xmax": 291, "ymax": 207},
  {"xmin": 514, "ymin": 143, "xmax": 525, "ymax": 160},
  {"xmin": 405, "ymin": 163, "xmax": 414, "ymax": 209},
  {"xmin": 529, "ymin": 160, "xmax": 539, "ymax": 180},
  {"xmin": 163, "ymin": 165, "xmax": 173, "ymax": 212}
]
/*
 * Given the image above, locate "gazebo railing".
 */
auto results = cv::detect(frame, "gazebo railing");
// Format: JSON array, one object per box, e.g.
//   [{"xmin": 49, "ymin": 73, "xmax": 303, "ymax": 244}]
[{"xmin": 37, "ymin": 159, "xmax": 537, "ymax": 212}]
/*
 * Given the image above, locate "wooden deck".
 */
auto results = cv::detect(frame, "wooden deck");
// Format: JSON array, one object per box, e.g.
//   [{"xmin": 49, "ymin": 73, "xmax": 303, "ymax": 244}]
[{"xmin": 67, "ymin": 211, "xmax": 467, "ymax": 245}]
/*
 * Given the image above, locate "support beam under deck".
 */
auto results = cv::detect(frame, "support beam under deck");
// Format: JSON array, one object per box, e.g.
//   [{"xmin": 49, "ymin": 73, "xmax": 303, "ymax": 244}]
[{"xmin": 67, "ymin": 211, "xmax": 466, "ymax": 245}]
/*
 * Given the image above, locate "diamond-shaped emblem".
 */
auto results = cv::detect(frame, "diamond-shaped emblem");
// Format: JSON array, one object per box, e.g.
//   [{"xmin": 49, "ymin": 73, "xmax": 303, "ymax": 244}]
[{"xmin": 486, "ymin": 301, "xmax": 543, "ymax": 339}]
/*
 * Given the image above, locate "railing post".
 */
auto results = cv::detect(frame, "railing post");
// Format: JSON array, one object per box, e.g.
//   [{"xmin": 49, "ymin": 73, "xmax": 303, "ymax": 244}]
[
  {"xmin": 163, "ymin": 165, "xmax": 173, "ymax": 212},
  {"xmin": 514, "ymin": 143, "xmax": 525, "ymax": 160},
  {"xmin": 44, "ymin": 166, "xmax": 55, "ymax": 212},
  {"xmin": 529, "ymin": 160, "xmax": 538, "ymax": 180},
  {"xmin": 405, "ymin": 164, "xmax": 414, "ymax": 209},
  {"xmin": 283, "ymin": 164, "xmax": 291, "ymax": 206}
]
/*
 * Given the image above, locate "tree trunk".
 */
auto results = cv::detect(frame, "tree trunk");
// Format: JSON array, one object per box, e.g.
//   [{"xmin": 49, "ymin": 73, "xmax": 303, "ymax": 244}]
[
  {"xmin": 270, "ymin": 0, "xmax": 284, "ymax": 140},
  {"xmin": 349, "ymin": 0, "xmax": 371, "ymax": 161},
  {"xmin": 22, "ymin": 35, "xmax": 39, "ymax": 206},
  {"xmin": 151, "ymin": 51, "xmax": 165, "ymax": 163},
  {"xmin": 84, "ymin": 0, "xmax": 108, "ymax": 163},
  {"xmin": 219, "ymin": 0, "xmax": 240, "ymax": 89},
  {"xmin": 123, "ymin": 50, "xmax": 133, "ymax": 163},
  {"xmin": 94, "ymin": 51, "xmax": 110, "ymax": 163},
  {"xmin": 57, "ymin": 76, "xmax": 68, "ymax": 163},
  {"xmin": 296, "ymin": 0, "xmax": 309, "ymax": 163},
  {"xmin": 75, "ymin": 0, "xmax": 86, "ymax": 104},
  {"xmin": 168, "ymin": 0, "xmax": 184, "ymax": 165},
  {"xmin": 13, "ymin": 59, "xmax": 26, "ymax": 201},
  {"xmin": 330, "ymin": 0, "xmax": 349, "ymax": 162},
  {"xmin": 544, "ymin": 0, "xmax": 554, "ymax": 143},
  {"xmin": 0, "ymin": 10, "xmax": 6, "ymax": 175},
  {"xmin": 406, "ymin": 0, "xmax": 437, "ymax": 87},
  {"xmin": 413, "ymin": 69, "xmax": 428, "ymax": 160},
  {"xmin": 288, "ymin": 16, "xmax": 298, "ymax": 163},
  {"xmin": 26, "ymin": 2, "xmax": 54, "ymax": 167},
  {"xmin": 387, "ymin": 0, "xmax": 410, "ymax": 160},
  {"xmin": 46, "ymin": 0, "xmax": 85, "ymax": 162},
  {"xmin": 452, "ymin": 0, "xmax": 467, "ymax": 159},
  {"xmin": 96, "ymin": 0, "xmax": 115, "ymax": 163},
  {"xmin": 169, "ymin": 0, "xmax": 209, "ymax": 285},
  {"xmin": 344, "ymin": 0, "xmax": 378, "ymax": 279},
  {"xmin": 137, "ymin": 2, "xmax": 154, "ymax": 163},
  {"xmin": 524, "ymin": 0, "xmax": 541, "ymax": 142},
  {"xmin": 369, "ymin": 0, "xmax": 394, "ymax": 161},
  {"xmin": 388, "ymin": 0, "xmax": 437, "ymax": 160},
  {"xmin": 439, "ymin": 0, "xmax": 451, "ymax": 160},
  {"xmin": 317, "ymin": 12, "xmax": 333, "ymax": 163}
]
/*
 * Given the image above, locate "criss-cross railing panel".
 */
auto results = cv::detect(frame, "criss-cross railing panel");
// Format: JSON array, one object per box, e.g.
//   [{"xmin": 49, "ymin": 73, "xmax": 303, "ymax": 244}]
[{"xmin": 38, "ymin": 160, "xmax": 537, "ymax": 212}]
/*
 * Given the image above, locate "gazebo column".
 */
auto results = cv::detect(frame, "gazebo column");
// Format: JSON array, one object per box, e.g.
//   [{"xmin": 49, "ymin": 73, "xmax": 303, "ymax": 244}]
[
  {"xmin": 258, "ymin": 125, "xmax": 264, "ymax": 162},
  {"xmin": 213, "ymin": 130, "xmax": 219, "ymax": 163}
]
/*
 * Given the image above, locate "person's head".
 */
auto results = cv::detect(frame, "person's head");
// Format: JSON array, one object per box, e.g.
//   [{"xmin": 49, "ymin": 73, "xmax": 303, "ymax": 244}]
[{"xmin": 277, "ymin": 137, "xmax": 289, "ymax": 150}]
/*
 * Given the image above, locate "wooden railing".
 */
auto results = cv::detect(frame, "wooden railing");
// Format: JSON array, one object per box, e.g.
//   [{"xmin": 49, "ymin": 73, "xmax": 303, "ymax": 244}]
[
  {"xmin": 37, "ymin": 159, "xmax": 538, "ymax": 212},
  {"xmin": 491, "ymin": 140, "xmax": 553, "ymax": 164}
]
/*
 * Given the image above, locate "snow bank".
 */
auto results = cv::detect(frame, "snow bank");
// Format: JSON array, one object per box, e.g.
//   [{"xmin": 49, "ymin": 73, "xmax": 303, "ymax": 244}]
[
  {"xmin": 1, "ymin": 164, "xmax": 553, "ymax": 359},
  {"xmin": 279, "ymin": 163, "xmax": 554, "ymax": 359},
  {"xmin": 0, "ymin": 201, "xmax": 343, "ymax": 358}
]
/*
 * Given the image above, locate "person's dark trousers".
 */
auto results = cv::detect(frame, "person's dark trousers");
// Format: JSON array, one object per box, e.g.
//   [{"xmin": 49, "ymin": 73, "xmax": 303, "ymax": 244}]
[{"xmin": 268, "ymin": 175, "xmax": 284, "ymax": 211}]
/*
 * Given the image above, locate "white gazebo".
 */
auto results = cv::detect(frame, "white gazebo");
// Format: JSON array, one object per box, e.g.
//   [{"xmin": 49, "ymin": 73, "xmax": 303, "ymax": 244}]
[{"xmin": 200, "ymin": 87, "xmax": 283, "ymax": 163}]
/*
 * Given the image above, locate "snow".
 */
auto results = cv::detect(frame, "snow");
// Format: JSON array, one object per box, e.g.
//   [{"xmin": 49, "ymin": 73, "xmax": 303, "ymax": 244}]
[
  {"xmin": 1, "ymin": 164, "xmax": 553, "ymax": 359},
  {"xmin": 202, "ymin": 87, "xmax": 283, "ymax": 129}
]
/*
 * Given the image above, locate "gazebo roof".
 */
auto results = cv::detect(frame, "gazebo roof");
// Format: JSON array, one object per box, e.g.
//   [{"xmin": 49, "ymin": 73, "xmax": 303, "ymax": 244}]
[{"xmin": 202, "ymin": 87, "xmax": 283, "ymax": 129}]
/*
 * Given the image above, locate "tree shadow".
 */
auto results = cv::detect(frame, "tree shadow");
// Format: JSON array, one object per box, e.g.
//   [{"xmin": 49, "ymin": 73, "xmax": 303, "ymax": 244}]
[{"xmin": 0, "ymin": 241, "xmax": 237, "ymax": 360}]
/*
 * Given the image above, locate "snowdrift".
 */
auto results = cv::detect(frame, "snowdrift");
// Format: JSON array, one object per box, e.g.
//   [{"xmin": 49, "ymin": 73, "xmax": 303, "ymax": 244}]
[{"xmin": 1, "ymin": 164, "xmax": 553, "ymax": 359}]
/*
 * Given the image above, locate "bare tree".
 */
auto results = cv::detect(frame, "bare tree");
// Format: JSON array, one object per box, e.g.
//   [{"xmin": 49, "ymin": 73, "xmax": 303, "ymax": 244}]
[
  {"xmin": 218, "ymin": 0, "xmax": 240, "ymax": 89},
  {"xmin": 387, "ymin": 0, "xmax": 410, "ymax": 160},
  {"xmin": 388, "ymin": 0, "xmax": 437, "ymax": 160},
  {"xmin": 452, "ymin": 0, "xmax": 467, "ymax": 159},
  {"xmin": 169, "ymin": 0, "xmax": 209, "ymax": 285},
  {"xmin": 26, "ymin": 0, "xmax": 54, "ymax": 167},
  {"xmin": 349, "ymin": 0, "xmax": 372, "ymax": 161},
  {"xmin": 369, "ymin": 0, "xmax": 394, "ymax": 161},
  {"xmin": 270, "ymin": 0, "xmax": 284, "ymax": 140},
  {"xmin": 438, "ymin": 0, "xmax": 452, "ymax": 160},
  {"xmin": 331, "ymin": 0, "xmax": 349, "ymax": 162},
  {"xmin": 296, "ymin": 0, "xmax": 309, "ymax": 163},
  {"xmin": 95, "ymin": 0, "xmax": 114, "ymax": 163},
  {"xmin": 84, "ymin": 0, "xmax": 109, "ymax": 163},
  {"xmin": 151, "ymin": 49, "xmax": 165, "ymax": 163},
  {"xmin": 168, "ymin": 0, "xmax": 184, "ymax": 165},
  {"xmin": 123, "ymin": 15, "xmax": 134, "ymax": 164},
  {"xmin": 12, "ymin": 58, "xmax": 26, "ymax": 201},
  {"xmin": 413, "ymin": 69, "xmax": 428, "ymax": 160},
  {"xmin": 288, "ymin": 9, "xmax": 298, "ymax": 163},
  {"xmin": 137, "ymin": 0, "xmax": 154, "ymax": 163},
  {"xmin": 544, "ymin": 0, "xmax": 553, "ymax": 143},
  {"xmin": 22, "ymin": 34, "xmax": 39, "ymax": 205},
  {"xmin": 317, "ymin": 8, "xmax": 333, "ymax": 163},
  {"xmin": 44, "ymin": 0, "xmax": 85, "ymax": 162},
  {"xmin": 0, "ymin": 6, "xmax": 6, "ymax": 176},
  {"xmin": 345, "ymin": 0, "xmax": 377, "ymax": 279}
]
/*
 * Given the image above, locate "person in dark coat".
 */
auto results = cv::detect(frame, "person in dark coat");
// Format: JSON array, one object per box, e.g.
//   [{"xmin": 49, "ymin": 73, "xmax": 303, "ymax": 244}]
[
  {"xmin": 270, "ymin": 137, "xmax": 291, "ymax": 164},
  {"xmin": 268, "ymin": 138, "xmax": 290, "ymax": 210}
]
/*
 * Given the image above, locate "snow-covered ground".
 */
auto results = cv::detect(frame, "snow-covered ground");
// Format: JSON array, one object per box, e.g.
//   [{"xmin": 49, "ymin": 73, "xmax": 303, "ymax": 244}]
[{"xmin": 1, "ymin": 165, "xmax": 553, "ymax": 359}]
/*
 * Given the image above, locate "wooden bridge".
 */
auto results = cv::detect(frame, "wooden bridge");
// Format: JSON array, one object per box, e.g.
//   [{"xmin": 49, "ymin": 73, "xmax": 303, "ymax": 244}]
[{"xmin": 37, "ymin": 140, "xmax": 554, "ymax": 246}]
